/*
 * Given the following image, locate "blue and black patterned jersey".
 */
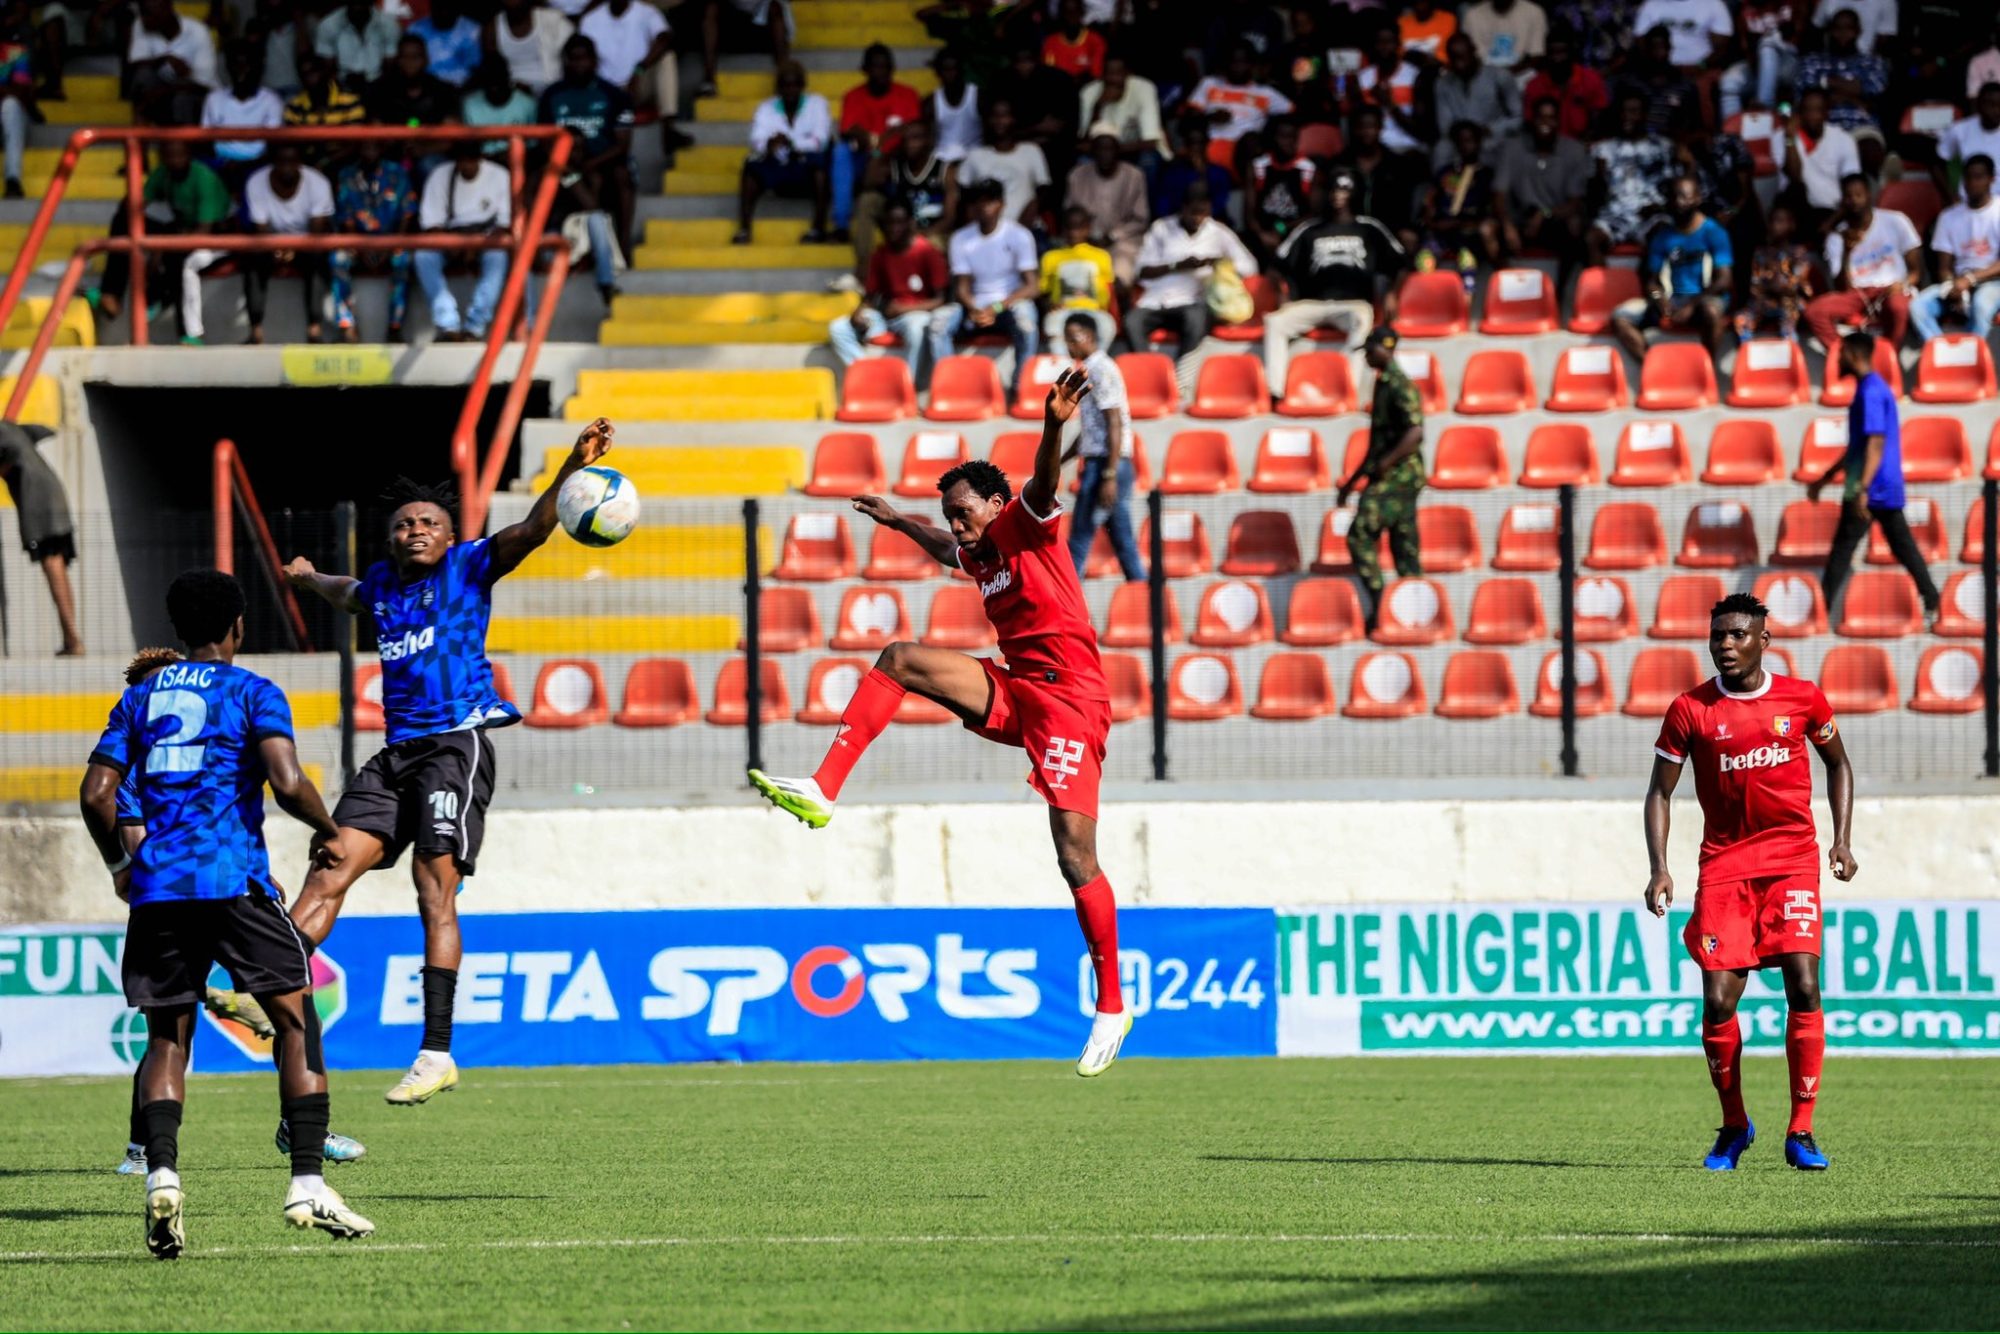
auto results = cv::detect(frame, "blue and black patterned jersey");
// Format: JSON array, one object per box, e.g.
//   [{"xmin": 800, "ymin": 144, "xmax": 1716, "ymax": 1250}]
[
  {"xmin": 358, "ymin": 538, "xmax": 520, "ymax": 745},
  {"xmin": 90, "ymin": 661, "xmax": 293, "ymax": 905}
]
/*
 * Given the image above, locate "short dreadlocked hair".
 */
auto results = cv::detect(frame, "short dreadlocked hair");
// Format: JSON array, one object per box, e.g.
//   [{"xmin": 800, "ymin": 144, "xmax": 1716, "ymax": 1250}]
[
  {"xmin": 165, "ymin": 569, "xmax": 246, "ymax": 649},
  {"xmin": 936, "ymin": 458, "xmax": 1012, "ymax": 504},
  {"xmin": 124, "ymin": 646, "xmax": 182, "ymax": 686},
  {"xmin": 1711, "ymin": 592, "xmax": 1769, "ymax": 622},
  {"xmin": 381, "ymin": 476, "xmax": 459, "ymax": 531}
]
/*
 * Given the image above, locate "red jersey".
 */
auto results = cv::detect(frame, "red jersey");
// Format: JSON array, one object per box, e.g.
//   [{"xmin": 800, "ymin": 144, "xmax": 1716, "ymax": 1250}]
[
  {"xmin": 1042, "ymin": 30, "xmax": 1106, "ymax": 81},
  {"xmin": 840, "ymin": 83, "xmax": 922, "ymax": 141},
  {"xmin": 867, "ymin": 236, "xmax": 949, "ymax": 311},
  {"xmin": 955, "ymin": 497, "xmax": 1108, "ymax": 701},
  {"xmin": 1654, "ymin": 673, "xmax": 1837, "ymax": 885}
]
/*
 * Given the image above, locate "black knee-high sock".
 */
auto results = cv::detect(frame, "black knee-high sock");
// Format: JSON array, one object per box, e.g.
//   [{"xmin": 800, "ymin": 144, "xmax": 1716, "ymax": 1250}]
[
  {"xmin": 140, "ymin": 1100, "xmax": 182, "ymax": 1174},
  {"xmin": 129, "ymin": 1067, "xmax": 146, "ymax": 1147},
  {"xmin": 281, "ymin": 1094, "xmax": 329, "ymax": 1178},
  {"xmin": 420, "ymin": 966, "xmax": 456, "ymax": 1054}
]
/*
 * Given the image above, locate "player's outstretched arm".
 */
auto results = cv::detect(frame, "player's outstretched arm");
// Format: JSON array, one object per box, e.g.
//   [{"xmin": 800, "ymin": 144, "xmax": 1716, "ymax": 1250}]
[
  {"xmin": 851, "ymin": 494, "xmax": 960, "ymax": 566},
  {"xmin": 1814, "ymin": 728, "xmax": 1858, "ymax": 881},
  {"xmin": 259, "ymin": 735, "xmax": 344, "ymax": 873},
  {"xmin": 285, "ymin": 556, "xmax": 362, "ymax": 613},
  {"xmin": 1642, "ymin": 756, "xmax": 1681, "ymax": 916},
  {"xmin": 487, "ymin": 417, "xmax": 616, "ymax": 580},
  {"xmin": 78, "ymin": 763, "xmax": 131, "ymax": 898},
  {"xmin": 1024, "ymin": 366, "xmax": 1089, "ymax": 517}
]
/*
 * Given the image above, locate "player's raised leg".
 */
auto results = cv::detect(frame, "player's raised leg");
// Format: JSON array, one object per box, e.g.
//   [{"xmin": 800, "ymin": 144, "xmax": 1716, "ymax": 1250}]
[
  {"xmin": 1698, "ymin": 965, "xmax": 1755, "ymax": 1170},
  {"xmin": 264, "ymin": 988, "xmax": 374, "ymax": 1236},
  {"xmin": 133, "ymin": 1003, "xmax": 194, "ymax": 1258},
  {"xmin": 1780, "ymin": 952, "xmax": 1829, "ymax": 1170},
  {"xmin": 751, "ymin": 641, "xmax": 994, "ymax": 827},
  {"xmin": 384, "ymin": 851, "xmax": 465, "ymax": 1105},
  {"xmin": 1052, "ymin": 807, "xmax": 1129, "ymax": 1077}
]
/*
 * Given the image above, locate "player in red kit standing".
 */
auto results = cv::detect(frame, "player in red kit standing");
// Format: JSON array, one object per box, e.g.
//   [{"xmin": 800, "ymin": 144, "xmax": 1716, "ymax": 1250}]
[
  {"xmin": 750, "ymin": 368, "xmax": 1131, "ymax": 1077},
  {"xmin": 1643, "ymin": 593, "xmax": 1856, "ymax": 1172}
]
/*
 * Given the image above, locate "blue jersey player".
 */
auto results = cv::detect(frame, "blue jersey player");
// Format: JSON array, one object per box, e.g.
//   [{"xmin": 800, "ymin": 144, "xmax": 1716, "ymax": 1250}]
[
  {"xmin": 80, "ymin": 571, "xmax": 374, "ymax": 1258},
  {"xmin": 284, "ymin": 417, "xmax": 614, "ymax": 1104}
]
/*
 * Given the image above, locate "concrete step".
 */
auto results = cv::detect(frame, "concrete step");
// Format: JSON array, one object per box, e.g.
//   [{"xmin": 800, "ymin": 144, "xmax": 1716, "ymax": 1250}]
[{"xmin": 709, "ymin": 66, "xmax": 937, "ymax": 102}]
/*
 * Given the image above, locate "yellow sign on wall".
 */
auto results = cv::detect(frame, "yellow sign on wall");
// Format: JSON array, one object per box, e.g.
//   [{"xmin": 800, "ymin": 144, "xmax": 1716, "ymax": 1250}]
[{"xmin": 280, "ymin": 347, "xmax": 397, "ymax": 386}]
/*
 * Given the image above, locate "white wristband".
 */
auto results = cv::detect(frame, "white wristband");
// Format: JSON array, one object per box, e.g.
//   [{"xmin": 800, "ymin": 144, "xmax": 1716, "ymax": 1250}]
[{"xmin": 105, "ymin": 850, "xmax": 132, "ymax": 875}]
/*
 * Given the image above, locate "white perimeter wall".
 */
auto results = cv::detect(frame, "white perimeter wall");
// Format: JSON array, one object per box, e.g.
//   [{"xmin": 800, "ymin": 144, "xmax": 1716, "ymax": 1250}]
[{"xmin": 5, "ymin": 797, "xmax": 1998, "ymax": 923}]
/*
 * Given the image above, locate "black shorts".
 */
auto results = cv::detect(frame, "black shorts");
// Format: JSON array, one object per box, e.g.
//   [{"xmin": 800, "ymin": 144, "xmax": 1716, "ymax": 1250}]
[
  {"xmin": 333, "ymin": 730, "xmax": 498, "ymax": 875},
  {"xmin": 123, "ymin": 894, "xmax": 313, "ymax": 1009}
]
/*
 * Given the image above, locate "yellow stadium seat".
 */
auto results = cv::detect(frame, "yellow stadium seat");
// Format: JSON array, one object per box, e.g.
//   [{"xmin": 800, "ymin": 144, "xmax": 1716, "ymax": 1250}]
[
  {"xmin": 631, "ymin": 220, "xmax": 852, "ymax": 270},
  {"xmin": 0, "ymin": 692, "xmax": 339, "ymax": 733},
  {"xmin": 599, "ymin": 289, "xmax": 858, "ymax": 344},
  {"xmin": 38, "ymin": 98, "xmax": 133, "ymax": 126},
  {"xmin": 530, "ymin": 445, "xmax": 804, "ymax": 495},
  {"xmin": 3, "ymin": 297, "xmax": 97, "ymax": 349},
  {"xmin": 0, "ymin": 375, "xmax": 62, "ymax": 428},
  {"xmin": 0, "ymin": 224, "xmax": 110, "ymax": 277},
  {"xmin": 513, "ymin": 525, "xmax": 770, "ymax": 579},
  {"xmin": 0, "ymin": 764, "xmax": 324, "ymax": 804},
  {"xmin": 563, "ymin": 369, "xmax": 836, "ymax": 422},
  {"xmin": 487, "ymin": 615, "xmax": 741, "ymax": 654}
]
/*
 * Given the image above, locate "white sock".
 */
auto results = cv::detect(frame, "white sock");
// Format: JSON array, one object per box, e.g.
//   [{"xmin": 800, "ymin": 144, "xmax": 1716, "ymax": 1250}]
[
  {"xmin": 146, "ymin": 1167, "xmax": 180, "ymax": 1191},
  {"xmin": 291, "ymin": 1172, "xmax": 326, "ymax": 1195},
  {"xmin": 417, "ymin": 1048, "xmax": 452, "ymax": 1067}
]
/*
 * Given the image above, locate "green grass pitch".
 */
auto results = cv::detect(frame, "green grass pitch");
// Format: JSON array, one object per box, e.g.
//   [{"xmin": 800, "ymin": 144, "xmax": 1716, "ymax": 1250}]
[{"xmin": 4, "ymin": 1057, "xmax": 1996, "ymax": 1331}]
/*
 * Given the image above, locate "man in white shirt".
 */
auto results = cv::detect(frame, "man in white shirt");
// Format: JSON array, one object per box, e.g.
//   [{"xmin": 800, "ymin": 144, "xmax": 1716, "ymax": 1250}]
[
  {"xmin": 1935, "ymin": 84, "xmax": 2000, "ymax": 195},
  {"xmin": 929, "ymin": 178, "xmax": 1039, "ymax": 393},
  {"xmin": 1780, "ymin": 89, "xmax": 1860, "ymax": 227},
  {"xmin": 1803, "ymin": 172, "xmax": 1922, "ymax": 351},
  {"xmin": 243, "ymin": 142, "xmax": 335, "ymax": 344},
  {"xmin": 414, "ymin": 141, "xmax": 514, "ymax": 340},
  {"xmin": 1632, "ymin": 0, "xmax": 1732, "ymax": 69},
  {"xmin": 201, "ymin": 40, "xmax": 285, "ymax": 188},
  {"xmin": 578, "ymin": 0, "xmax": 684, "ymax": 151},
  {"xmin": 1460, "ymin": 0, "xmax": 1548, "ymax": 71},
  {"xmin": 1912, "ymin": 155, "xmax": 2000, "ymax": 342},
  {"xmin": 1185, "ymin": 44, "xmax": 1292, "ymax": 171},
  {"xmin": 956, "ymin": 98, "xmax": 1052, "ymax": 230},
  {"xmin": 1079, "ymin": 57, "xmax": 1166, "ymax": 163},
  {"xmin": 1058, "ymin": 314, "xmax": 1145, "ymax": 583},
  {"xmin": 1811, "ymin": 0, "xmax": 1894, "ymax": 54},
  {"xmin": 1127, "ymin": 180, "xmax": 1258, "ymax": 361},
  {"xmin": 314, "ymin": 0, "xmax": 402, "ymax": 84},
  {"xmin": 128, "ymin": 0, "xmax": 219, "ymax": 125},
  {"xmin": 736, "ymin": 60, "xmax": 832, "ymax": 242}
]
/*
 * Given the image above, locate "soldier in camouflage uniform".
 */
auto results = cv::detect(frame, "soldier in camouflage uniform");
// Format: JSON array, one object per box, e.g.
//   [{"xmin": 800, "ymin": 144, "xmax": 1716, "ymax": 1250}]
[{"xmin": 1339, "ymin": 326, "xmax": 1426, "ymax": 627}]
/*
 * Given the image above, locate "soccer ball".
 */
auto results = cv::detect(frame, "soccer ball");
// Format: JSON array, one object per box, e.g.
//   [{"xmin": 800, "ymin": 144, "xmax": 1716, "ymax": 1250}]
[{"xmin": 558, "ymin": 466, "xmax": 640, "ymax": 548}]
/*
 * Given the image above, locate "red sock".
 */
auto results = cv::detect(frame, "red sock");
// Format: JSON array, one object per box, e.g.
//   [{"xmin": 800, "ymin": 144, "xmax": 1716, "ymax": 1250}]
[
  {"xmin": 1702, "ymin": 1017, "xmax": 1747, "ymax": 1127},
  {"xmin": 1072, "ymin": 874, "xmax": 1123, "ymax": 1014},
  {"xmin": 811, "ymin": 668, "xmax": 904, "ymax": 800},
  {"xmin": 1786, "ymin": 1010, "xmax": 1825, "ymax": 1134}
]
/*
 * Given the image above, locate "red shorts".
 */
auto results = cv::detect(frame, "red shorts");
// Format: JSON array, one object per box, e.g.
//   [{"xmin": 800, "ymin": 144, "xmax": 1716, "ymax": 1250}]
[
  {"xmin": 1682, "ymin": 874, "xmax": 1822, "ymax": 970},
  {"xmin": 965, "ymin": 660, "xmax": 1111, "ymax": 820}
]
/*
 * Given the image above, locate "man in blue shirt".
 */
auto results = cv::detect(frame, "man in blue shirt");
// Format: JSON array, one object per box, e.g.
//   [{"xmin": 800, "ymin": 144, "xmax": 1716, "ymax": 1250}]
[
  {"xmin": 283, "ymin": 418, "xmax": 614, "ymax": 1104},
  {"xmin": 80, "ymin": 571, "xmax": 372, "ymax": 1257},
  {"xmin": 1808, "ymin": 330, "xmax": 1942, "ymax": 626},
  {"xmin": 1611, "ymin": 174, "xmax": 1734, "ymax": 365}
]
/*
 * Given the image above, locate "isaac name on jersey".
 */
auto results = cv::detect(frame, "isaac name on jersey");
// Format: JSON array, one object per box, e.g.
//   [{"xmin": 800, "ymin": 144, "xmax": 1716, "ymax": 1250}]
[{"xmin": 359, "ymin": 538, "xmax": 520, "ymax": 745}]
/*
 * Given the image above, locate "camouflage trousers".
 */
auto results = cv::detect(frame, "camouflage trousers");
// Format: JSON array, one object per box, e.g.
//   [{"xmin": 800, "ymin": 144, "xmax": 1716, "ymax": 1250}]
[{"xmin": 1350, "ymin": 469, "xmax": 1425, "ymax": 598}]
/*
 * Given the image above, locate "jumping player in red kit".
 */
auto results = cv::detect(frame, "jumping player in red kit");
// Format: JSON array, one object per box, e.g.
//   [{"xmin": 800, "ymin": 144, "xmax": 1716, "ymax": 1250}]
[
  {"xmin": 1643, "ymin": 593, "xmax": 1856, "ymax": 1172},
  {"xmin": 749, "ymin": 368, "xmax": 1131, "ymax": 1077}
]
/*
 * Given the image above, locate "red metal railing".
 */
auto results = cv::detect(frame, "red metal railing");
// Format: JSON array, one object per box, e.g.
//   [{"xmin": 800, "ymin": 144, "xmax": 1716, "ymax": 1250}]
[
  {"xmin": 213, "ymin": 436, "xmax": 312, "ymax": 649},
  {"xmin": 0, "ymin": 125, "xmax": 576, "ymax": 535}
]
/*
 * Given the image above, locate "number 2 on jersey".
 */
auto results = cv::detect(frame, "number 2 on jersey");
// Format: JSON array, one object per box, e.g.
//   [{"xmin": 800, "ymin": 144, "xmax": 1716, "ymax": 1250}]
[{"xmin": 146, "ymin": 689, "xmax": 208, "ymax": 773}]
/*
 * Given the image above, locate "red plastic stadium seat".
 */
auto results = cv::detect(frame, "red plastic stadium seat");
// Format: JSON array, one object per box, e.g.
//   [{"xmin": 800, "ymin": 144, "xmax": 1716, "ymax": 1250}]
[
  {"xmin": 1102, "ymin": 579, "xmax": 1182, "ymax": 647},
  {"xmin": 1436, "ymin": 650, "xmax": 1521, "ymax": 718},
  {"xmin": 1727, "ymin": 110, "xmax": 1781, "ymax": 177},
  {"xmin": 1417, "ymin": 504, "xmax": 1480, "ymax": 573},
  {"xmin": 1187, "ymin": 354, "xmax": 1271, "ymax": 418},
  {"xmin": 1867, "ymin": 496, "xmax": 1946, "ymax": 564},
  {"xmin": 920, "ymin": 583, "xmax": 996, "ymax": 649},
  {"xmin": 1623, "ymin": 646, "xmax": 1704, "ymax": 717},
  {"xmin": 924, "ymin": 355, "xmax": 1005, "ymax": 421},
  {"xmin": 706, "ymin": 657, "xmax": 790, "ymax": 725},
  {"xmin": 1988, "ymin": 422, "xmax": 2000, "ymax": 480},
  {"xmin": 523, "ymin": 659, "xmax": 609, "ymax": 729},
  {"xmin": 1160, "ymin": 429, "xmax": 1242, "ymax": 493},
  {"xmin": 773, "ymin": 513, "xmax": 857, "ymax": 581},
  {"xmin": 1104, "ymin": 651, "xmax": 1152, "ymax": 722},
  {"xmin": 1493, "ymin": 503, "xmax": 1562, "ymax": 572},
  {"xmin": 1529, "ymin": 648, "xmax": 1614, "ymax": 717},
  {"xmin": 1772, "ymin": 500, "xmax": 1843, "ymax": 566},
  {"xmin": 891, "ymin": 430, "xmax": 969, "ymax": 496},
  {"xmin": 1912, "ymin": 646, "xmax": 1985, "ymax": 714},
  {"xmin": 1220, "ymin": 510, "xmax": 1302, "ymax": 576},
  {"xmin": 1726, "ymin": 339, "xmax": 1811, "ymax": 408},
  {"xmin": 837, "ymin": 357, "xmax": 917, "ymax": 422},
  {"xmin": 1249, "ymin": 427, "xmax": 1331, "ymax": 492},
  {"xmin": 489, "ymin": 662, "xmax": 517, "ymax": 707},
  {"xmin": 1308, "ymin": 506, "xmax": 1387, "ymax": 574},
  {"xmin": 1545, "ymin": 344, "xmax": 1631, "ymax": 413},
  {"xmin": 1251, "ymin": 652, "xmax": 1337, "ymax": 720},
  {"xmin": 796, "ymin": 657, "xmax": 870, "ymax": 724},
  {"xmin": 1585, "ymin": 502, "xmax": 1669, "ymax": 569},
  {"xmin": 1677, "ymin": 501, "xmax": 1760, "ymax": 568},
  {"xmin": 1117, "ymin": 352, "xmax": 1180, "ymax": 418},
  {"xmin": 1569, "ymin": 266, "xmax": 1642, "ymax": 334},
  {"xmin": 1962, "ymin": 497, "xmax": 1988, "ymax": 564},
  {"xmin": 1938, "ymin": 572, "xmax": 1986, "ymax": 637},
  {"xmin": 1637, "ymin": 343, "xmax": 1719, "ymax": 410},
  {"xmin": 829, "ymin": 586, "xmax": 911, "ymax": 650},
  {"xmin": 861, "ymin": 517, "xmax": 939, "ymax": 581},
  {"xmin": 1339, "ymin": 429, "xmax": 1371, "ymax": 490},
  {"xmin": 1430, "ymin": 426, "xmax": 1508, "ymax": 489},
  {"xmin": 1276, "ymin": 351, "xmax": 1359, "ymax": 417},
  {"xmin": 1649, "ymin": 574, "xmax": 1727, "ymax": 638},
  {"xmin": 805, "ymin": 432, "xmax": 887, "ymax": 496},
  {"xmin": 1609, "ymin": 420, "xmax": 1693, "ymax": 487},
  {"xmin": 1455, "ymin": 349, "xmax": 1536, "ymax": 414},
  {"xmin": 1168, "ymin": 652, "xmax": 1244, "ymax": 720},
  {"xmin": 354, "ymin": 663, "xmax": 384, "ymax": 730},
  {"xmin": 1835, "ymin": 571, "xmax": 1923, "ymax": 638},
  {"xmin": 1210, "ymin": 273, "xmax": 1282, "ymax": 341},
  {"xmin": 1370, "ymin": 577, "xmax": 1455, "ymax": 645},
  {"xmin": 1395, "ymin": 270, "xmax": 1472, "ymax": 337},
  {"xmin": 1140, "ymin": 510, "xmax": 1213, "ymax": 577},
  {"xmin": 1750, "ymin": 572, "xmax": 1830, "ymax": 637},
  {"xmin": 1821, "ymin": 337, "xmax": 1902, "ymax": 406},
  {"xmin": 748, "ymin": 586, "xmax": 825, "ymax": 652},
  {"xmin": 1480, "ymin": 268, "xmax": 1558, "ymax": 335},
  {"xmin": 1519, "ymin": 424, "xmax": 1601, "ymax": 487},
  {"xmin": 1345, "ymin": 650, "xmax": 1427, "ymax": 718},
  {"xmin": 1191, "ymin": 579, "xmax": 1275, "ymax": 647},
  {"xmin": 1792, "ymin": 418, "xmax": 1849, "ymax": 483},
  {"xmin": 1701, "ymin": 420, "xmax": 1785, "ymax": 485},
  {"xmin": 987, "ymin": 431, "xmax": 1039, "ymax": 482},
  {"xmin": 613, "ymin": 658, "xmax": 697, "ymax": 728},
  {"xmin": 1901, "ymin": 417, "xmax": 1974, "ymax": 482},
  {"xmin": 1009, "ymin": 354, "xmax": 1069, "ymax": 419},
  {"xmin": 1465, "ymin": 577, "xmax": 1547, "ymax": 644},
  {"xmin": 1282, "ymin": 577, "xmax": 1367, "ymax": 645},
  {"xmin": 1048, "ymin": 432, "xmax": 1153, "ymax": 493},
  {"xmin": 1575, "ymin": 575, "xmax": 1639, "ymax": 641},
  {"xmin": 1879, "ymin": 178, "xmax": 1944, "ymax": 236},
  {"xmin": 1391, "ymin": 350, "xmax": 1447, "ymax": 414},
  {"xmin": 1820, "ymin": 644, "xmax": 1898, "ymax": 713}
]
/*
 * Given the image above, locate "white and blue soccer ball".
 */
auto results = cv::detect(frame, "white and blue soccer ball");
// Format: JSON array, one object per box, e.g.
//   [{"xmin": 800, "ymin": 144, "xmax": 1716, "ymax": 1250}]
[{"xmin": 558, "ymin": 466, "xmax": 640, "ymax": 548}]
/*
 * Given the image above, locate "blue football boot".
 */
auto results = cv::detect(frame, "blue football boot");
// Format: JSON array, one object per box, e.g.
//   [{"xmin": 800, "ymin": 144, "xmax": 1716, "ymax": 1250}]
[
  {"xmin": 1785, "ymin": 1131, "xmax": 1829, "ymax": 1170},
  {"xmin": 1704, "ymin": 1121, "xmax": 1755, "ymax": 1170}
]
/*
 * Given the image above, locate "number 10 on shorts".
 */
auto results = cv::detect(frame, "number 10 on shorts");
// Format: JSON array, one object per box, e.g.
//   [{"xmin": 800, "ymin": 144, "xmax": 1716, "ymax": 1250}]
[
  {"xmin": 1081, "ymin": 950, "xmax": 1266, "ymax": 1017},
  {"xmin": 428, "ymin": 790, "xmax": 460, "ymax": 821}
]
